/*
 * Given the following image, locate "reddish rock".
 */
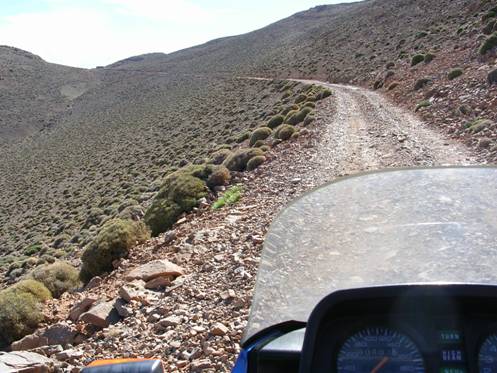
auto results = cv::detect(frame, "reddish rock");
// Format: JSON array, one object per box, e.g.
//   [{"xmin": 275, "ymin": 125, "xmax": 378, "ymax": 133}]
[
  {"xmin": 79, "ymin": 301, "xmax": 119, "ymax": 328},
  {"xmin": 69, "ymin": 297, "xmax": 97, "ymax": 322},
  {"xmin": 125, "ymin": 260, "xmax": 185, "ymax": 282}
]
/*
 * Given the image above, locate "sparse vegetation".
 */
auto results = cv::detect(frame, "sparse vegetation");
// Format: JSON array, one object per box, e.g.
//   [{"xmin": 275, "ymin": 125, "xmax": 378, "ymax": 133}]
[
  {"xmin": 275, "ymin": 124, "xmax": 296, "ymax": 140},
  {"xmin": 411, "ymin": 54, "xmax": 425, "ymax": 66},
  {"xmin": 80, "ymin": 218, "xmax": 150, "ymax": 282},
  {"xmin": 212, "ymin": 185, "xmax": 243, "ymax": 210},
  {"xmin": 414, "ymin": 78, "xmax": 431, "ymax": 90},
  {"xmin": 0, "ymin": 289, "xmax": 44, "ymax": 347},
  {"xmin": 415, "ymin": 100, "xmax": 432, "ymax": 112},
  {"xmin": 249, "ymin": 127, "xmax": 272, "ymax": 146},
  {"xmin": 236, "ymin": 131, "xmax": 251, "ymax": 143},
  {"xmin": 206, "ymin": 166, "xmax": 231, "ymax": 189},
  {"xmin": 209, "ymin": 149, "xmax": 233, "ymax": 165},
  {"xmin": 285, "ymin": 107, "xmax": 313, "ymax": 125},
  {"xmin": 479, "ymin": 32, "xmax": 497, "ymax": 55},
  {"xmin": 31, "ymin": 261, "xmax": 80, "ymax": 298},
  {"xmin": 448, "ymin": 68, "xmax": 464, "ymax": 80},
  {"xmin": 424, "ymin": 53, "xmax": 436, "ymax": 63},
  {"xmin": 465, "ymin": 118, "xmax": 493, "ymax": 134},
  {"xmin": 246, "ymin": 156, "xmax": 266, "ymax": 171},
  {"xmin": 267, "ymin": 114, "xmax": 285, "ymax": 129},
  {"xmin": 10, "ymin": 279, "xmax": 52, "ymax": 302},
  {"xmin": 223, "ymin": 148, "xmax": 265, "ymax": 172}
]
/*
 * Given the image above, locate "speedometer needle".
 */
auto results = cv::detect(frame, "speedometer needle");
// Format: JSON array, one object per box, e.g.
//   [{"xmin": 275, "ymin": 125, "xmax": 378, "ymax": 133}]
[{"xmin": 370, "ymin": 357, "xmax": 389, "ymax": 373}]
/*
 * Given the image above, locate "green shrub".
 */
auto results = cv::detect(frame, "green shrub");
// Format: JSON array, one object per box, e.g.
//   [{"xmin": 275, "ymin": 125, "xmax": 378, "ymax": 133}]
[
  {"xmin": 414, "ymin": 78, "xmax": 431, "ymax": 90},
  {"xmin": 0, "ymin": 290, "xmax": 44, "ymax": 347},
  {"xmin": 267, "ymin": 114, "xmax": 285, "ymax": 129},
  {"xmin": 81, "ymin": 219, "xmax": 151, "ymax": 282},
  {"xmin": 209, "ymin": 149, "xmax": 232, "ymax": 165},
  {"xmin": 24, "ymin": 244, "xmax": 42, "ymax": 256},
  {"xmin": 285, "ymin": 107, "xmax": 313, "ymax": 125},
  {"xmin": 411, "ymin": 54, "xmax": 425, "ymax": 66},
  {"xmin": 303, "ymin": 101, "xmax": 316, "ymax": 109},
  {"xmin": 31, "ymin": 261, "xmax": 80, "ymax": 298},
  {"xmin": 252, "ymin": 140, "xmax": 266, "ymax": 148},
  {"xmin": 249, "ymin": 127, "xmax": 272, "ymax": 146},
  {"xmin": 479, "ymin": 32, "xmax": 497, "ymax": 55},
  {"xmin": 247, "ymin": 156, "xmax": 266, "ymax": 171},
  {"xmin": 448, "ymin": 68, "xmax": 464, "ymax": 80},
  {"xmin": 212, "ymin": 185, "xmax": 243, "ymax": 210},
  {"xmin": 275, "ymin": 124, "xmax": 296, "ymax": 140},
  {"xmin": 281, "ymin": 104, "xmax": 299, "ymax": 116},
  {"xmin": 465, "ymin": 118, "xmax": 493, "ymax": 134},
  {"xmin": 206, "ymin": 166, "xmax": 231, "ymax": 189},
  {"xmin": 10, "ymin": 279, "xmax": 52, "ymax": 302},
  {"xmin": 260, "ymin": 145, "xmax": 271, "ymax": 152},
  {"xmin": 294, "ymin": 94, "xmax": 307, "ymax": 104},
  {"xmin": 303, "ymin": 115, "xmax": 315, "ymax": 126},
  {"xmin": 424, "ymin": 53, "xmax": 436, "ymax": 63},
  {"xmin": 236, "ymin": 131, "xmax": 250, "ymax": 143},
  {"xmin": 415, "ymin": 100, "xmax": 432, "ymax": 112},
  {"xmin": 223, "ymin": 148, "xmax": 264, "ymax": 172}
]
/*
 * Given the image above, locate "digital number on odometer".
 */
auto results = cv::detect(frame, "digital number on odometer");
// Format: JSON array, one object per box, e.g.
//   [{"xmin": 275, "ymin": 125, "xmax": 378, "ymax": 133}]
[{"xmin": 336, "ymin": 327, "xmax": 425, "ymax": 372}]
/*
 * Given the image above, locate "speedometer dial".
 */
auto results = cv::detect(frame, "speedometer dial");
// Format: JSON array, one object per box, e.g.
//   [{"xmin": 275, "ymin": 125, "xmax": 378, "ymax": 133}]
[
  {"xmin": 336, "ymin": 327, "xmax": 425, "ymax": 373},
  {"xmin": 479, "ymin": 334, "xmax": 497, "ymax": 372}
]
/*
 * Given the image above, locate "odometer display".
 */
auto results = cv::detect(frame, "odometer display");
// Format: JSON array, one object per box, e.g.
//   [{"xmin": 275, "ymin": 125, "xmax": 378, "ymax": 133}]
[{"xmin": 337, "ymin": 327, "xmax": 425, "ymax": 372}]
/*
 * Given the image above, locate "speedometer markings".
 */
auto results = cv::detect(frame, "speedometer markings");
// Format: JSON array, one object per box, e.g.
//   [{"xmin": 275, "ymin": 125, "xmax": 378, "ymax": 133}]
[{"xmin": 337, "ymin": 327, "xmax": 425, "ymax": 373}]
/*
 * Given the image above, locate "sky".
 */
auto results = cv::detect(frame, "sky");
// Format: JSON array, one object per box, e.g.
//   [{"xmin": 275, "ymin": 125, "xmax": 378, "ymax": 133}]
[{"xmin": 0, "ymin": 0, "xmax": 360, "ymax": 68}]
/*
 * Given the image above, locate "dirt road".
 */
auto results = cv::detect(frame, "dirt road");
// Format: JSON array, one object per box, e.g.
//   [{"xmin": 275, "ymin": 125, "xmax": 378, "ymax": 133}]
[{"xmin": 298, "ymin": 81, "xmax": 477, "ymax": 183}]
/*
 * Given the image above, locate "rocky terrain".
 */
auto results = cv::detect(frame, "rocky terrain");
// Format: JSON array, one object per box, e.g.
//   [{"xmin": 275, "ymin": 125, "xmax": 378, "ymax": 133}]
[
  {"xmin": 0, "ymin": 0, "xmax": 496, "ymax": 371},
  {"xmin": 0, "ymin": 83, "xmax": 480, "ymax": 372}
]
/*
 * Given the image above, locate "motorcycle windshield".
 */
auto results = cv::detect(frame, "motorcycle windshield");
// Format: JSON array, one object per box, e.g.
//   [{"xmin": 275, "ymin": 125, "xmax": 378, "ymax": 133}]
[{"xmin": 243, "ymin": 167, "xmax": 497, "ymax": 342}]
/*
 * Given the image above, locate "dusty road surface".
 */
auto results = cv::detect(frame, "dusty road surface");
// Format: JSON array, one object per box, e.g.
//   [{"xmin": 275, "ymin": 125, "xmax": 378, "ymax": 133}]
[{"xmin": 296, "ymin": 80, "xmax": 477, "ymax": 183}]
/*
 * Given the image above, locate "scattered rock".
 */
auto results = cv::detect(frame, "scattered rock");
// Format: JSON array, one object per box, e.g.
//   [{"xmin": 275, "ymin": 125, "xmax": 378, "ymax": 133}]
[
  {"xmin": 119, "ymin": 280, "xmax": 153, "ymax": 304},
  {"xmin": 211, "ymin": 322, "xmax": 229, "ymax": 336},
  {"xmin": 0, "ymin": 351, "xmax": 55, "ymax": 373},
  {"xmin": 54, "ymin": 349, "xmax": 83, "ymax": 363},
  {"xmin": 113, "ymin": 298, "xmax": 131, "ymax": 318},
  {"xmin": 69, "ymin": 297, "xmax": 97, "ymax": 322},
  {"xmin": 11, "ymin": 334, "xmax": 48, "ymax": 352},
  {"xmin": 79, "ymin": 301, "xmax": 120, "ymax": 328},
  {"xmin": 145, "ymin": 276, "xmax": 172, "ymax": 289}
]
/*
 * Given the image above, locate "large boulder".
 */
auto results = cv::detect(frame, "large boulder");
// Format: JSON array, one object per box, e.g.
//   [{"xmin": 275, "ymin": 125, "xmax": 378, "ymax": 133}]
[{"xmin": 125, "ymin": 260, "xmax": 185, "ymax": 282}]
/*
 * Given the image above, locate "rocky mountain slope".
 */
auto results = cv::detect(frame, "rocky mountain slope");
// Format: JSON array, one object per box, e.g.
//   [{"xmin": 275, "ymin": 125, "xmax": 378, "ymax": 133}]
[{"xmin": 0, "ymin": 0, "xmax": 496, "ymax": 371}]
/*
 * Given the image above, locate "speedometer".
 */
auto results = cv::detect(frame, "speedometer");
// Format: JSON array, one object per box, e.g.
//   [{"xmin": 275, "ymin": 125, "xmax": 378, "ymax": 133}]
[
  {"xmin": 479, "ymin": 334, "xmax": 497, "ymax": 372},
  {"xmin": 336, "ymin": 327, "xmax": 425, "ymax": 372}
]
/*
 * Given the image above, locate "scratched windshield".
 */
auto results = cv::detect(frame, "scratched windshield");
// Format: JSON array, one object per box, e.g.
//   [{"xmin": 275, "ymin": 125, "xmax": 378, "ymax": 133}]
[{"xmin": 243, "ymin": 167, "xmax": 497, "ymax": 342}]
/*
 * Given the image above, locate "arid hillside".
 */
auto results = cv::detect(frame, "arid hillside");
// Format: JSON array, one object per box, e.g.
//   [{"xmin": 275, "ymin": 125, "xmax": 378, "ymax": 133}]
[{"xmin": 0, "ymin": 0, "xmax": 496, "ymax": 369}]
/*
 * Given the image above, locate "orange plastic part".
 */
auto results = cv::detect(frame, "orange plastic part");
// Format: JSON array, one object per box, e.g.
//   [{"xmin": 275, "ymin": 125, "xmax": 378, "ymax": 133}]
[{"xmin": 88, "ymin": 358, "xmax": 163, "ymax": 367}]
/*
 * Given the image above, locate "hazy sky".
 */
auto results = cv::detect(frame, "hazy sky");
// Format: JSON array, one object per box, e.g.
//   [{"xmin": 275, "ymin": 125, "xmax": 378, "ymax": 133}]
[{"xmin": 0, "ymin": 0, "xmax": 360, "ymax": 68}]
